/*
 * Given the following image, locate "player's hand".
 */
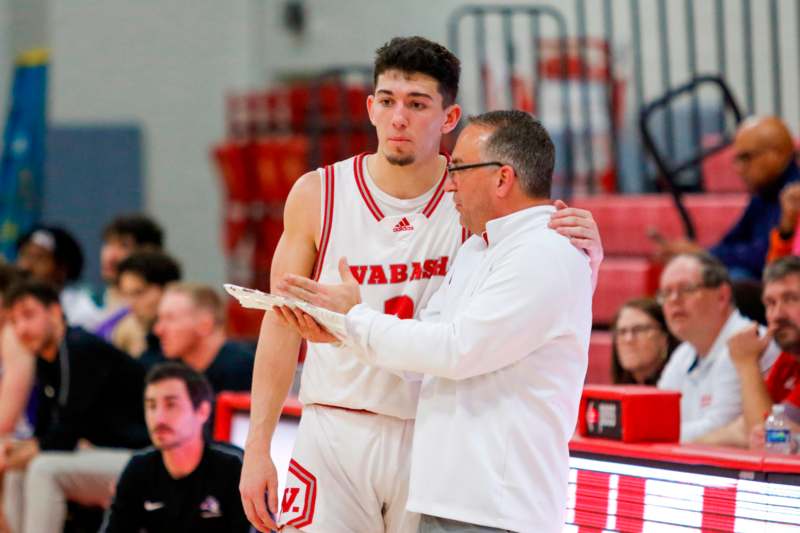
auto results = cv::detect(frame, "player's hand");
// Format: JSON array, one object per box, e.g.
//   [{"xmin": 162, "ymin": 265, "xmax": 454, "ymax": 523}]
[
  {"xmin": 728, "ymin": 323, "xmax": 771, "ymax": 370},
  {"xmin": 273, "ymin": 305, "xmax": 339, "ymax": 344},
  {"xmin": 240, "ymin": 445, "xmax": 279, "ymax": 532},
  {"xmin": 550, "ymin": 200, "xmax": 604, "ymax": 289},
  {"xmin": 278, "ymin": 257, "xmax": 362, "ymax": 314}
]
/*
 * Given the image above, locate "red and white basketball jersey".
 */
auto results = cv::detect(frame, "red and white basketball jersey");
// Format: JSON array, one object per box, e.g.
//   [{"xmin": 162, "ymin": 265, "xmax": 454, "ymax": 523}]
[{"xmin": 299, "ymin": 153, "xmax": 465, "ymax": 419}]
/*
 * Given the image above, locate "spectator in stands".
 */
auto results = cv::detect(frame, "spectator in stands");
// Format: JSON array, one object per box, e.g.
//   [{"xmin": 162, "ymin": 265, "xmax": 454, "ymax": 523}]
[
  {"xmin": 100, "ymin": 363, "xmax": 251, "ymax": 532},
  {"xmin": 115, "ymin": 250, "xmax": 182, "ymax": 358},
  {"xmin": 147, "ymin": 283, "xmax": 253, "ymax": 393},
  {"xmin": 765, "ymin": 180, "xmax": 800, "ymax": 264},
  {"xmin": 705, "ymin": 256, "xmax": 800, "ymax": 449},
  {"xmin": 0, "ymin": 265, "xmax": 30, "ymax": 533},
  {"xmin": 656, "ymin": 252, "xmax": 780, "ymax": 442},
  {"xmin": 16, "ymin": 225, "xmax": 102, "ymax": 329},
  {"xmin": 611, "ymin": 298, "xmax": 678, "ymax": 385},
  {"xmin": 95, "ymin": 214, "xmax": 165, "ymax": 341},
  {"xmin": 0, "ymin": 280, "xmax": 150, "ymax": 533},
  {"xmin": 0, "ymin": 264, "xmax": 32, "ymax": 437},
  {"xmin": 653, "ymin": 116, "xmax": 799, "ymax": 280}
]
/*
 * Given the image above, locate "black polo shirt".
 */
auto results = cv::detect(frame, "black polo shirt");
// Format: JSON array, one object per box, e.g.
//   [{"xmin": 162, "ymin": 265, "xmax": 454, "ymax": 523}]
[{"xmin": 101, "ymin": 442, "xmax": 252, "ymax": 533}]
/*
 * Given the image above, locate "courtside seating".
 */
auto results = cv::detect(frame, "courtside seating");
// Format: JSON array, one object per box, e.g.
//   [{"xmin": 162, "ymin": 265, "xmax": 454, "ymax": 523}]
[
  {"xmin": 586, "ymin": 331, "xmax": 612, "ymax": 384},
  {"xmin": 576, "ymin": 192, "xmax": 749, "ymax": 384}
]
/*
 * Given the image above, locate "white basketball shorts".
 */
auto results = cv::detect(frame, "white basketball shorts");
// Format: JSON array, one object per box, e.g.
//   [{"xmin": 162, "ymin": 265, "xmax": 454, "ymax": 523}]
[{"xmin": 279, "ymin": 404, "xmax": 418, "ymax": 533}]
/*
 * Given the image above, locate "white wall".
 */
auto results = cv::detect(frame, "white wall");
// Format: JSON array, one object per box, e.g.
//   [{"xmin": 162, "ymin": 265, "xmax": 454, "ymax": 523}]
[
  {"xmin": 253, "ymin": 0, "xmax": 455, "ymax": 84},
  {"xmin": 254, "ymin": 0, "xmax": 800, "ymax": 130},
  {"xmin": 4, "ymin": 0, "xmax": 796, "ymax": 285},
  {"xmin": 8, "ymin": 0, "xmax": 48, "ymax": 55},
  {"xmin": 0, "ymin": 0, "xmax": 9, "ymax": 119},
  {"xmin": 0, "ymin": 0, "xmax": 50, "ymax": 150},
  {"xmin": 49, "ymin": 0, "xmax": 252, "ymax": 285}
]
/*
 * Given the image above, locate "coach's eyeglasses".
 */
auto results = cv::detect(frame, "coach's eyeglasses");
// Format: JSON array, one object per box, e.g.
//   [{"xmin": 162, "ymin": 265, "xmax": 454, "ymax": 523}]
[{"xmin": 446, "ymin": 161, "xmax": 507, "ymax": 176}]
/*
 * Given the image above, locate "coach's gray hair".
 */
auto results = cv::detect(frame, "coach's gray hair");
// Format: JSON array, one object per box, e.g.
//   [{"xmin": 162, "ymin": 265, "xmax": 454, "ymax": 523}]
[
  {"xmin": 764, "ymin": 256, "xmax": 800, "ymax": 284},
  {"xmin": 467, "ymin": 110, "xmax": 555, "ymax": 198}
]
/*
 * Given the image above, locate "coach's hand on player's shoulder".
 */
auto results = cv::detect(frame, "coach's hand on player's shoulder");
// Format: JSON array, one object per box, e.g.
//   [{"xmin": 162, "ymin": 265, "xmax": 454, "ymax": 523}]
[{"xmin": 277, "ymin": 257, "xmax": 362, "ymax": 315}]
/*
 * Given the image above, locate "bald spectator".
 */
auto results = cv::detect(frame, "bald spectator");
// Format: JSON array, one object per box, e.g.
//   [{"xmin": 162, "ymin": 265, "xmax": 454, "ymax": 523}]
[
  {"xmin": 147, "ymin": 283, "xmax": 253, "ymax": 394},
  {"xmin": 657, "ymin": 252, "xmax": 780, "ymax": 442},
  {"xmin": 655, "ymin": 116, "xmax": 799, "ymax": 280}
]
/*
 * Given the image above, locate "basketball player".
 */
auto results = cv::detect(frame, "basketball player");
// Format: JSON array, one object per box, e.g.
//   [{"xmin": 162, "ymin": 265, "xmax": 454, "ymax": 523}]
[{"xmin": 239, "ymin": 36, "xmax": 603, "ymax": 533}]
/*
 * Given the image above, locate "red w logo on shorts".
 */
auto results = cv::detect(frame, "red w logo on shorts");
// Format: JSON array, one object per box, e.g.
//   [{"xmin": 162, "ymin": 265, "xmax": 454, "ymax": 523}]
[
  {"xmin": 280, "ymin": 459, "xmax": 317, "ymax": 529},
  {"xmin": 282, "ymin": 488, "xmax": 301, "ymax": 514}
]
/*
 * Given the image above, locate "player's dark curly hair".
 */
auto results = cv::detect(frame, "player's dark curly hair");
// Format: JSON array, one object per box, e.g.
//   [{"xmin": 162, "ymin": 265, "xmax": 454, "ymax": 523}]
[{"xmin": 373, "ymin": 36, "xmax": 460, "ymax": 106}]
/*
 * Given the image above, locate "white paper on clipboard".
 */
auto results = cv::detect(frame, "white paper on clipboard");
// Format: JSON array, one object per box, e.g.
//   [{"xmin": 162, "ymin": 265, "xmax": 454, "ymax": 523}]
[{"xmin": 223, "ymin": 283, "xmax": 348, "ymax": 340}]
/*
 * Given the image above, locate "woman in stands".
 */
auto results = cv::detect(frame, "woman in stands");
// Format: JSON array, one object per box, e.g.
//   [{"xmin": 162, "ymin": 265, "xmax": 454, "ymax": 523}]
[{"xmin": 611, "ymin": 298, "xmax": 678, "ymax": 385}]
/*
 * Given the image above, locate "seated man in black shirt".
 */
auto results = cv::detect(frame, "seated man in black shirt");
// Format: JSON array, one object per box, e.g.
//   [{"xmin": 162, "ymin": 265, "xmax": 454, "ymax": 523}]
[
  {"xmin": 147, "ymin": 282, "xmax": 254, "ymax": 393},
  {"xmin": 101, "ymin": 362, "xmax": 252, "ymax": 532},
  {"xmin": 0, "ymin": 280, "xmax": 150, "ymax": 533}
]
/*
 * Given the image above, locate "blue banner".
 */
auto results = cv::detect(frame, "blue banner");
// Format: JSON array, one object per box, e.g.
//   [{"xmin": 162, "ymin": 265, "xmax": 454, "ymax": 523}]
[{"xmin": 0, "ymin": 48, "xmax": 48, "ymax": 261}]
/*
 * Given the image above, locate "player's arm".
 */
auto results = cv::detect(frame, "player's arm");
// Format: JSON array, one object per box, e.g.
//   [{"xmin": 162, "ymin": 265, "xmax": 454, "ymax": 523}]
[
  {"xmin": 0, "ymin": 325, "xmax": 35, "ymax": 435},
  {"xmin": 240, "ymin": 171, "xmax": 321, "ymax": 533},
  {"xmin": 549, "ymin": 200, "xmax": 603, "ymax": 290}
]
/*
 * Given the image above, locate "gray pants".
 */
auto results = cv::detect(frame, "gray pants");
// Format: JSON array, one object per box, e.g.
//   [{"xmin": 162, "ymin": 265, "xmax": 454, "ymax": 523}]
[
  {"xmin": 3, "ymin": 447, "xmax": 132, "ymax": 533},
  {"xmin": 418, "ymin": 514, "xmax": 512, "ymax": 533}
]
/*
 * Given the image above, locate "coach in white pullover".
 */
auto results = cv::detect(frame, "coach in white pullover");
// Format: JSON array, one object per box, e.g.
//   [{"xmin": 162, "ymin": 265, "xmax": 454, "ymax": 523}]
[{"xmin": 279, "ymin": 110, "xmax": 595, "ymax": 533}]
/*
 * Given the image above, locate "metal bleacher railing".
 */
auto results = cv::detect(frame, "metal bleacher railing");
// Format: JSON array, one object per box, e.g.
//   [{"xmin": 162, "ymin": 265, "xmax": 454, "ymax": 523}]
[
  {"xmin": 446, "ymin": 0, "xmax": 800, "ymax": 216},
  {"xmin": 639, "ymin": 75, "xmax": 744, "ymax": 240},
  {"xmin": 214, "ymin": 1, "xmax": 800, "ymax": 336}
]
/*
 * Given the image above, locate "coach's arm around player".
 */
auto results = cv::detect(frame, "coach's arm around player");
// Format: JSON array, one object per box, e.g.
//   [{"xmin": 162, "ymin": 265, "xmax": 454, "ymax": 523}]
[
  {"xmin": 274, "ymin": 198, "xmax": 603, "ymax": 346},
  {"xmin": 275, "ymin": 111, "xmax": 601, "ymax": 532}
]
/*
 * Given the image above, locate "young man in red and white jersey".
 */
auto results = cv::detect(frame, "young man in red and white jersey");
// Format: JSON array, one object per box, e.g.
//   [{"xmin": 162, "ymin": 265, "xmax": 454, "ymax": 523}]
[{"xmin": 239, "ymin": 36, "xmax": 604, "ymax": 533}]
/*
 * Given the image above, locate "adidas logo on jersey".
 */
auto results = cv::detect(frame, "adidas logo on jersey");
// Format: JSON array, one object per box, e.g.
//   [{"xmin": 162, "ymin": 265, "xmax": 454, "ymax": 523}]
[{"xmin": 393, "ymin": 217, "xmax": 414, "ymax": 233}]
